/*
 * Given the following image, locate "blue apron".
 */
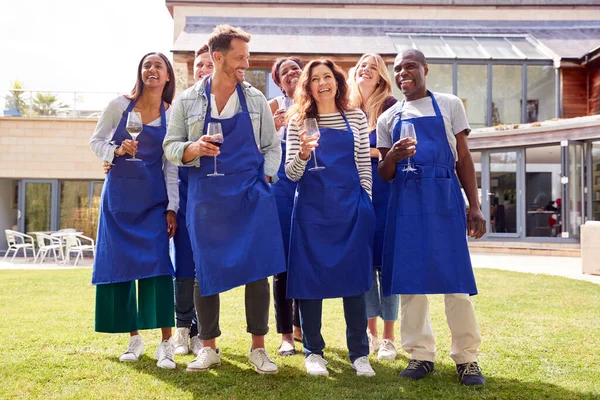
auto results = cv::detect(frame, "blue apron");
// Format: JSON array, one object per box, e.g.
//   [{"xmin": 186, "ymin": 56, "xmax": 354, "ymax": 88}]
[
  {"xmin": 273, "ymin": 127, "xmax": 297, "ymax": 263},
  {"xmin": 287, "ymin": 114, "xmax": 375, "ymax": 299},
  {"xmin": 172, "ymin": 168, "xmax": 195, "ymax": 278},
  {"xmin": 382, "ymin": 91, "xmax": 477, "ymax": 296},
  {"xmin": 186, "ymin": 80, "xmax": 286, "ymax": 296},
  {"xmin": 370, "ymin": 129, "xmax": 391, "ymax": 267},
  {"xmin": 93, "ymin": 100, "xmax": 173, "ymax": 284}
]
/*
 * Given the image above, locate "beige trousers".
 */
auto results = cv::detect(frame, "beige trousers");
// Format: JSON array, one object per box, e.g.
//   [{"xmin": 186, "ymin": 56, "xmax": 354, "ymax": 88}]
[{"xmin": 400, "ymin": 294, "xmax": 481, "ymax": 365}]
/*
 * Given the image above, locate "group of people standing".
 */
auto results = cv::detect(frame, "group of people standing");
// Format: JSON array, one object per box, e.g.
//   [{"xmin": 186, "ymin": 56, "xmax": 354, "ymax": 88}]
[{"xmin": 89, "ymin": 23, "xmax": 487, "ymax": 386}]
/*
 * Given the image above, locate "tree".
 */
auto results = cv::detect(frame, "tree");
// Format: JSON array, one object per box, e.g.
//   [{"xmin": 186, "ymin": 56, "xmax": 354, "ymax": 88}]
[
  {"xmin": 33, "ymin": 92, "xmax": 68, "ymax": 116},
  {"xmin": 4, "ymin": 80, "xmax": 28, "ymax": 116}
]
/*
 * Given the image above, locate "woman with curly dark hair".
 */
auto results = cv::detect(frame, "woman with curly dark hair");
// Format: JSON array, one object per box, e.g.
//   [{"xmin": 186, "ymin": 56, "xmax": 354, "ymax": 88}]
[{"xmin": 284, "ymin": 59, "xmax": 376, "ymax": 377}]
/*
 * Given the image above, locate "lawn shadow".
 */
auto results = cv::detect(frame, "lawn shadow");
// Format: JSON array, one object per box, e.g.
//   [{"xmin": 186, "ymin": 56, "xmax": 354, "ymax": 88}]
[{"xmin": 114, "ymin": 352, "xmax": 600, "ymax": 400}]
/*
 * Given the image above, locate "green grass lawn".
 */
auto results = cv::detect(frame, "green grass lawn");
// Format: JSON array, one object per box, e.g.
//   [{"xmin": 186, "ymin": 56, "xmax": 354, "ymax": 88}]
[{"xmin": 1, "ymin": 268, "xmax": 599, "ymax": 400}]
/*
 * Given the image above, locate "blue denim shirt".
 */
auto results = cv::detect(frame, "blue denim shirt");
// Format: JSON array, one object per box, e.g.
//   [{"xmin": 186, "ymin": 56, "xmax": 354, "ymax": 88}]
[{"xmin": 163, "ymin": 76, "xmax": 281, "ymax": 182}]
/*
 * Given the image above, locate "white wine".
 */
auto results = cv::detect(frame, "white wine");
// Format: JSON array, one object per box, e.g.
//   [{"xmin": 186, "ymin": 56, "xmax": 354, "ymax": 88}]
[{"xmin": 127, "ymin": 126, "xmax": 142, "ymax": 140}]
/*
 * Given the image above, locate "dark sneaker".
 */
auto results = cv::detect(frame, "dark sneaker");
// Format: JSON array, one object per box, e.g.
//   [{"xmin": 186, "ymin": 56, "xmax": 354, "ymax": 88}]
[
  {"xmin": 456, "ymin": 361, "xmax": 486, "ymax": 386},
  {"xmin": 399, "ymin": 359, "xmax": 435, "ymax": 380}
]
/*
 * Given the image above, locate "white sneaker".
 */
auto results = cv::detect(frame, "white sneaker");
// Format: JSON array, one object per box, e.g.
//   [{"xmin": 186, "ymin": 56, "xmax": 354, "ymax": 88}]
[
  {"xmin": 248, "ymin": 348, "xmax": 278, "ymax": 374},
  {"xmin": 155, "ymin": 340, "xmax": 176, "ymax": 370},
  {"xmin": 119, "ymin": 334, "xmax": 144, "ymax": 362},
  {"xmin": 353, "ymin": 356, "xmax": 376, "ymax": 377},
  {"xmin": 305, "ymin": 354, "xmax": 329, "ymax": 376},
  {"xmin": 186, "ymin": 347, "xmax": 221, "ymax": 372},
  {"xmin": 190, "ymin": 335, "xmax": 203, "ymax": 356},
  {"xmin": 172, "ymin": 327, "xmax": 191, "ymax": 355},
  {"xmin": 368, "ymin": 333, "xmax": 379, "ymax": 355},
  {"xmin": 377, "ymin": 339, "xmax": 398, "ymax": 361}
]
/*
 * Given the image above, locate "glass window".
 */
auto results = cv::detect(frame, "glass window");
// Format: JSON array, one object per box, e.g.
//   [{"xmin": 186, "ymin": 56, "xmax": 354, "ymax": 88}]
[
  {"xmin": 527, "ymin": 65, "xmax": 556, "ymax": 122},
  {"xmin": 525, "ymin": 145, "xmax": 562, "ymax": 237},
  {"xmin": 411, "ymin": 36, "xmax": 453, "ymax": 58},
  {"xmin": 59, "ymin": 181, "xmax": 90, "ymax": 235},
  {"xmin": 444, "ymin": 37, "xmax": 487, "ymax": 59},
  {"xmin": 390, "ymin": 35, "xmax": 413, "ymax": 54},
  {"xmin": 592, "ymin": 142, "xmax": 600, "ymax": 221},
  {"xmin": 458, "ymin": 65, "xmax": 488, "ymax": 128},
  {"xmin": 427, "ymin": 64, "xmax": 453, "ymax": 94},
  {"xmin": 489, "ymin": 151, "xmax": 518, "ymax": 234},
  {"xmin": 568, "ymin": 143, "xmax": 584, "ymax": 238},
  {"xmin": 476, "ymin": 37, "xmax": 519, "ymax": 59},
  {"xmin": 492, "ymin": 65, "xmax": 522, "ymax": 125},
  {"xmin": 388, "ymin": 65, "xmax": 403, "ymax": 100},
  {"xmin": 508, "ymin": 37, "xmax": 549, "ymax": 60},
  {"xmin": 245, "ymin": 69, "xmax": 267, "ymax": 96}
]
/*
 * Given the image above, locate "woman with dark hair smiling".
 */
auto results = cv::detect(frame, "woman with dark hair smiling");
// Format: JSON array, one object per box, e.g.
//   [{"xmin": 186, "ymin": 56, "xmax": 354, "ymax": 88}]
[
  {"xmin": 285, "ymin": 59, "xmax": 375, "ymax": 377},
  {"xmin": 268, "ymin": 57, "xmax": 304, "ymax": 356},
  {"xmin": 89, "ymin": 52, "xmax": 179, "ymax": 370}
]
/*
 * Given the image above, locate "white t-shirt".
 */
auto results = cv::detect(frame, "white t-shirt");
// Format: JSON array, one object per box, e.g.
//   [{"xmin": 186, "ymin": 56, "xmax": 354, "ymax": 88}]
[
  {"xmin": 376, "ymin": 92, "xmax": 470, "ymax": 162},
  {"xmin": 210, "ymin": 91, "xmax": 238, "ymax": 119}
]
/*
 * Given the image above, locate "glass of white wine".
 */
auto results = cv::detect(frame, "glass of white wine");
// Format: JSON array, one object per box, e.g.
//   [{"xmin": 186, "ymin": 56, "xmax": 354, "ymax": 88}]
[
  {"xmin": 126, "ymin": 111, "xmax": 143, "ymax": 162},
  {"xmin": 400, "ymin": 121, "xmax": 417, "ymax": 173},
  {"xmin": 304, "ymin": 118, "xmax": 325, "ymax": 172}
]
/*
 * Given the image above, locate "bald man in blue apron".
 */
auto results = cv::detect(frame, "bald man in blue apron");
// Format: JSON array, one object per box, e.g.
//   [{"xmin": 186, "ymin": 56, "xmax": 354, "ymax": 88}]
[
  {"xmin": 164, "ymin": 25, "xmax": 285, "ymax": 375},
  {"xmin": 377, "ymin": 49, "xmax": 487, "ymax": 386}
]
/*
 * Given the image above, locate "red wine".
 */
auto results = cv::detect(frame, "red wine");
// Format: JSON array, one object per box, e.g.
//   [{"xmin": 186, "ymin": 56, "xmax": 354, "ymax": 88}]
[{"xmin": 209, "ymin": 141, "xmax": 223, "ymax": 148}]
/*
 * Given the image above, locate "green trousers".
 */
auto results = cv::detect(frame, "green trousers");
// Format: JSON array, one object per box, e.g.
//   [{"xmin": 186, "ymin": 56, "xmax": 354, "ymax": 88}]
[{"xmin": 95, "ymin": 275, "xmax": 174, "ymax": 333}]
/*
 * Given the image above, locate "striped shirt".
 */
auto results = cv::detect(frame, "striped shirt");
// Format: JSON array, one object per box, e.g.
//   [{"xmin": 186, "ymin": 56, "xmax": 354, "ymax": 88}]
[{"xmin": 285, "ymin": 109, "xmax": 372, "ymax": 197}]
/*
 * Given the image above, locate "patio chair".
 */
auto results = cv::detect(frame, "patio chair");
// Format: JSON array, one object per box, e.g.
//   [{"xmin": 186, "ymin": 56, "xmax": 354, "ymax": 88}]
[
  {"xmin": 34, "ymin": 233, "xmax": 64, "ymax": 264},
  {"xmin": 67, "ymin": 234, "xmax": 95, "ymax": 266},
  {"xmin": 3, "ymin": 229, "xmax": 36, "ymax": 262}
]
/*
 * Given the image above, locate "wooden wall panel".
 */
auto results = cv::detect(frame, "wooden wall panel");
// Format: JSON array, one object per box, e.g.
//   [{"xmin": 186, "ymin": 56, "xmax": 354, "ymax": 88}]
[
  {"xmin": 562, "ymin": 68, "xmax": 588, "ymax": 119},
  {"xmin": 589, "ymin": 66, "xmax": 600, "ymax": 116}
]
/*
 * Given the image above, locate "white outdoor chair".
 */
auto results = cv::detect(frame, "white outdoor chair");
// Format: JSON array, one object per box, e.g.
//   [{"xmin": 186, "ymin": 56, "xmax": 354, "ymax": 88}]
[
  {"xmin": 67, "ymin": 234, "xmax": 95, "ymax": 266},
  {"xmin": 3, "ymin": 229, "xmax": 36, "ymax": 262},
  {"xmin": 34, "ymin": 233, "xmax": 64, "ymax": 264}
]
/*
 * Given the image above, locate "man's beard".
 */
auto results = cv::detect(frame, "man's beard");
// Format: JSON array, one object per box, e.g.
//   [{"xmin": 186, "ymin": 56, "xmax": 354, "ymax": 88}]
[{"xmin": 223, "ymin": 61, "xmax": 244, "ymax": 83}]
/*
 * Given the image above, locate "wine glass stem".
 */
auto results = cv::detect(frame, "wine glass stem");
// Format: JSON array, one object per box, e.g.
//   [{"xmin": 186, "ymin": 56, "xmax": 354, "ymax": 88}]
[
  {"xmin": 213, "ymin": 156, "xmax": 218, "ymax": 174},
  {"xmin": 312, "ymin": 150, "xmax": 320, "ymax": 168},
  {"xmin": 407, "ymin": 157, "xmax": 412, "ymax": 169}
]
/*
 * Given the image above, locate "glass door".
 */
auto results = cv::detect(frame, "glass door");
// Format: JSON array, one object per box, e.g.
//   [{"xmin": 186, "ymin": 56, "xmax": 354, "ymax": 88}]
[
  {"xmin": 482, "ymin": 149, "xmax": 523, "ymax": 238},
  {"xmin": 18, "ymin": 180, "xmax": 59, "ymax": 234},
  {"xmin": 560, "ymin": 141, "xmax": 585, "ymax": 239}
]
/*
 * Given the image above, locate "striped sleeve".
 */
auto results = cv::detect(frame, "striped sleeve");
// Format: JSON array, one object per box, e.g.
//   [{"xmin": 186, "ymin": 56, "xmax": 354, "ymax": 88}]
[
  {"xmin": 349, "ymin": 110, "xmax": 372, "ymax": 198},
  {"xmin": 284, "ymin": 115, "xmax": 308, "ymax": 181}
]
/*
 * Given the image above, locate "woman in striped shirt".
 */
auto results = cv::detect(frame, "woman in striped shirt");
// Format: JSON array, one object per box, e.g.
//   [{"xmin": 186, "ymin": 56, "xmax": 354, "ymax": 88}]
[{"xmin": 284, "ymin": 59, "xmax": 376, "ymax": 377}]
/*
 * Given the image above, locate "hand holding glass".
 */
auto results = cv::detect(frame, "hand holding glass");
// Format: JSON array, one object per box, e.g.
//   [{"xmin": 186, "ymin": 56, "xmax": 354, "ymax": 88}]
[
  {"xmin": 126, "ymin": 111, "xmax": 143, "ymax": 162},
  {"xmin": 205, "ymin": 122, "xmax": 224, "ymax": 177},
  {"xmin": 303, "ymin": 118, "xmax": 325, "ymax": 171},
  {"xmin": 400, "ymin": 122, "xmax": 417, "ymax": 173}
]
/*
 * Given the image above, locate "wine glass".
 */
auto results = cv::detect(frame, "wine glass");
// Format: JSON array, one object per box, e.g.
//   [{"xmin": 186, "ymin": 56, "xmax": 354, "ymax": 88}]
[
  {"xmin": 205, "ymin": 122, "xmax": 224, "ymax": 177},
  {"xmin": 126, "ymin": 111, "xmax": 143, "ymax": 162},
  {"xmin": 400, "ymin": 121, "xmax": 417, "ymax": 173},
  {"xmin": 304, "ymin": 118, "xmax": 325, "ymax": 172}
]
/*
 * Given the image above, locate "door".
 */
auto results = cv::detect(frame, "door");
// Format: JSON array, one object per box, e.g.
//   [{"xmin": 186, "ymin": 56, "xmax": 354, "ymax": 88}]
[
  {"xmin": 17, "ymin": 180, "xmax": 59, "ymax": 234},
  {"xmin": 561, "ymin": 141, "xmax": 585, "ymax": 239},
  {"xmin": 482, "ymin": 149, "xmax": 524, "ymax": 238}
]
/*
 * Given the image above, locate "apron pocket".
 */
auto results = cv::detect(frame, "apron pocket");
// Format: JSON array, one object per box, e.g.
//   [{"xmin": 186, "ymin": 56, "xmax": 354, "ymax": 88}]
[
  {"xmin": 106, "ymin": 176, "xmax": 165, "ymax": 213},
  {"xmin": 398, "ymin": 177, "xmax": 457, "ymax": 217}
]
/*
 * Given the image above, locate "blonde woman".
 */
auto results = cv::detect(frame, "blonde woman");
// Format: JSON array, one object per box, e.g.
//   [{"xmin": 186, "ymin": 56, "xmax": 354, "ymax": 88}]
[{"xmin": 348, "ymin": 53, "xmax": 399, "ymax": 361}]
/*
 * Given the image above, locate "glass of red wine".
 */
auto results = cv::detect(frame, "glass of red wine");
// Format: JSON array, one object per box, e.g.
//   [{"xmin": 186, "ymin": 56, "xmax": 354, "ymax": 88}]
[{"xmin": 205, "ymin": 122, "xmax": 224, "ymax": 177}]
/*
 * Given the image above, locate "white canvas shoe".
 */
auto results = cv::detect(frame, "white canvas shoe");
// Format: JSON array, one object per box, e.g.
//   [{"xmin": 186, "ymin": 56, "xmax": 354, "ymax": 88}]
[
  {"xmin": 119, "ymin": 334, "xmax": 144, "ymax": 362},
  {"xmin": 155, "ymin": 340, "xmax": 176, "ymax": 370},
  {"xmin": 377, "ymin": 339, "xmax": 398, "ymax": 361},
  {"xmin": 186, "ymin": 347, "xmax": 221, "ymax": 372},
  {"xmin": 353, "ymin": 356, "xmax": 376, "ymax": 377},
  {"xmin": 305, "ymin": 354, "xmax": 329, "ymax": 376},
  {"xmin": 190, "ymin": 335, "xmax": 203, "ymax": 356},
  {"xmin": 172, "ymin": 327, "xmax": 191, "ymax": 355},
  {"xmin": 248, "ymin": 348, "xmax": 278, "ymax": 374}
]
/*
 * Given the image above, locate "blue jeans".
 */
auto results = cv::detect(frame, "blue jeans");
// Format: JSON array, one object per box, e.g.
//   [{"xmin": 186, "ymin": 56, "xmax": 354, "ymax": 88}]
[
  {"xmin": 174, "ymin": 277, "xmax": 198, "ymax": 336},
  {"xmin": 365, "ymin": 269, "xmax": 399, "ymax": 321},
  {"xmin": 298, "ymin": 293, "xmax": 369, "ymax": 363}
]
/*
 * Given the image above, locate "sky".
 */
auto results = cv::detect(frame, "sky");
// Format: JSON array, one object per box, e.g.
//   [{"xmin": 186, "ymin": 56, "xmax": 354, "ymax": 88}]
[{"xmin": 0, "ymin": 0, "xmax": 173, "ymax": 94}]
